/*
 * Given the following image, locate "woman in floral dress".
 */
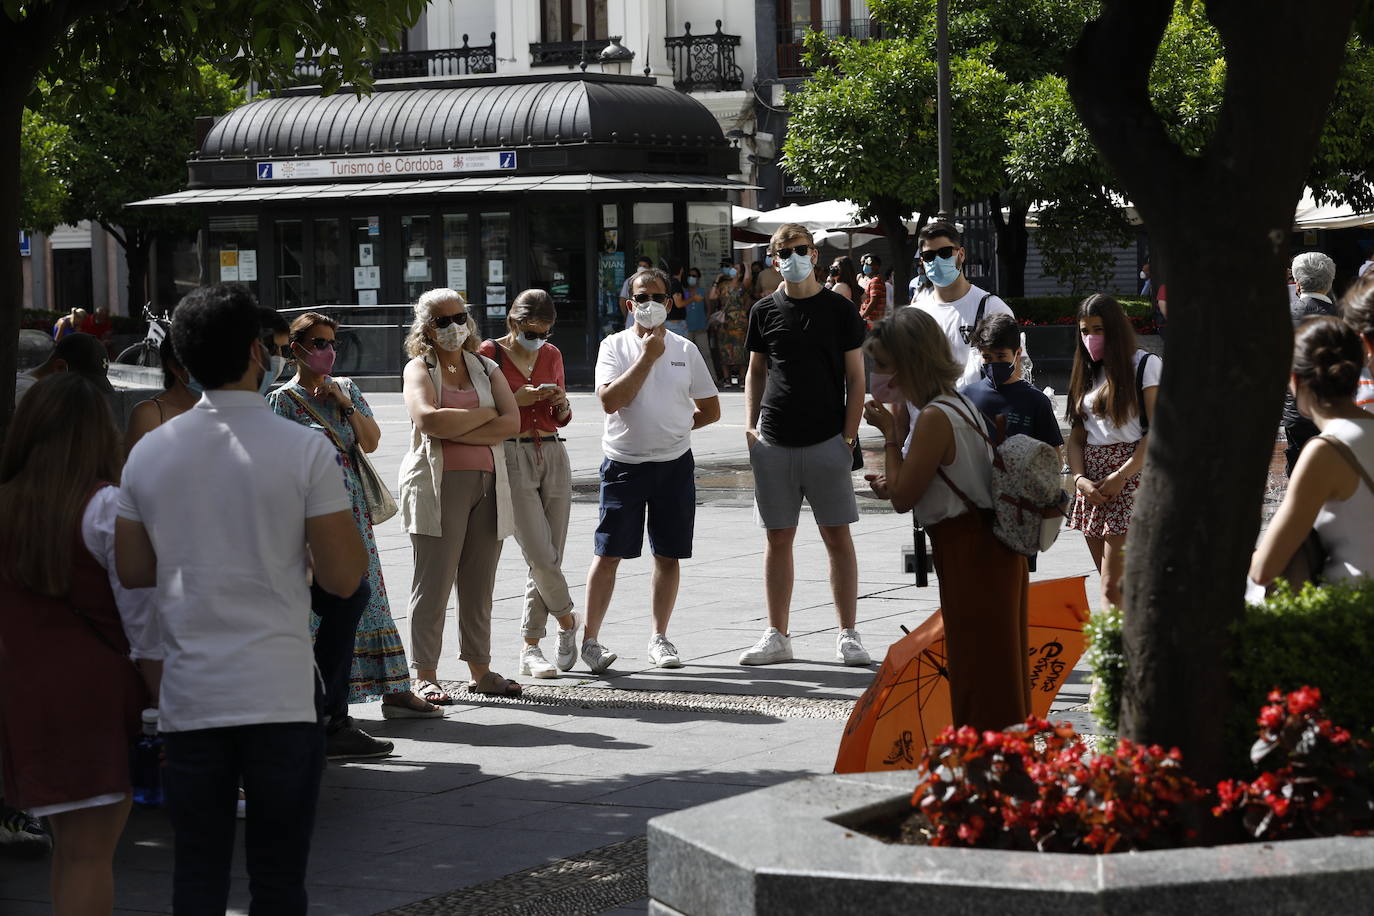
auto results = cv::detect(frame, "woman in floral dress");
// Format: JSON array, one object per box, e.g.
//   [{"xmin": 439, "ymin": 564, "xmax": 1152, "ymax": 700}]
[
  {"xmin": 269, "ymin": 311, "xmax": 438, "ymax": 719},
  {"xmin": 711, "ymin": 262, "xmax": 752, "ymax": 387}
]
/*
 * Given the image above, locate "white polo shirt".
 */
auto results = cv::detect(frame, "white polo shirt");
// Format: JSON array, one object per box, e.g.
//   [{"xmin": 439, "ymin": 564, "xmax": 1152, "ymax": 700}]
[
  {"xmin": 595, "ymin": 327, "xmax": 716, "ymax": 464},
  {"xmin": 117, "ymin": 389, "xmax": 351, "ymax": 733}
]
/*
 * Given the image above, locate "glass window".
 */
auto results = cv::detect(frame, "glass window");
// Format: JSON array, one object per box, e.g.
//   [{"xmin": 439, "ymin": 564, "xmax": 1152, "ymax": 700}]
[
  {"xmin": 207, "ymin": 215, "xmax": 257, "ymax": 288},
  {"xmin": 274, "ymin": 220, "xmax": 303, "ymax": 310},
  {"xmin": 687, "ymin": 203, "xmax": 732, "ymax": 286},
  {"xmin": 541, "ymin": 0, "xmax": 607, "ymax": 41},
  {"xmin": 401, "ymin": 215, "xmax": 433, "ymax": 304},
  {"xmin": 528, "ymin": 200, "xmax": 587, "ymax": 360},
  {"xmin": 480, "ymin": 211, "xmax": 511, "ymax": 323},
  {"xmin": 350, "ymin": 217, "xmax": 382, "ymax": 305},
  {"xmin": 442, "ymin": 214, "xmax": 470, "ymax": 300},
  {"xmin": 633, "ymin": 202, "xmax": 674, "ymax": 271},
  {"xmin": 597, "ymin": 203, "xmax": 625, "ymax": 338},
  {"xmin": 313, "ymin": 218, "xmax": 342, "ymax": 305}
]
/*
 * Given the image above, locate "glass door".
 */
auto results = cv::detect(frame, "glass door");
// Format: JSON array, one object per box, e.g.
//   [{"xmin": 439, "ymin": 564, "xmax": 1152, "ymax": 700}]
[
  {"xmin": 313, "ymin": 218, "xmax": 343, "ymax": 305},
  {"xmin": 479, "ymin": 211, "xmax": 512, "ymax": 336},
  {"xmin": 274, "ymin": 220, "xmax": 303, "ymax": 310},
  {"xmin": 401, "ymin": 214, "xmax": 434, "ymax": 303},
  {"xmin": 350, "ymin": 217, "xmax": 382, "ymax": 305},
  {"xmin": 528, "ymin": 200, "xmax": 587, "ymax": 368},
  {"xmin": 442, "ymin": 214, "xmax": 470, "ymax": 301}
]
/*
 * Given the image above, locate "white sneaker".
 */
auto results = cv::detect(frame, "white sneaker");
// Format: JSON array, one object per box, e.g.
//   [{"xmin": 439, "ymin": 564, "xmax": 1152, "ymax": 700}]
[
  {"xmin": 739, "ymin": 627, "xmax": 793, "ymax": 665},
  {"xmin": 520, "ymin": 645, "xmax": 558, "ymax": 679},
  {"xmin": 836, "ymin": 628, "xmax": 872, "ymax": 666},
  {"xmin": 581, "ymin": 637, "xmax": 617, "ymax": 674},
  {"xmin": 647, "ymin": 633, "xmax": 683, "ymax": 668},
  {"xmin": 555, "ymin": 613, "xmax": 579, "ymax": 671}
]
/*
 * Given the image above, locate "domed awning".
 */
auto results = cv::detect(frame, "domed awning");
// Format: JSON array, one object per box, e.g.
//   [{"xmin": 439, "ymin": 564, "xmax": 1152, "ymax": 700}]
[{"xmin": 188, "ymin": 72, "xmax": 736, "ymax": 189}]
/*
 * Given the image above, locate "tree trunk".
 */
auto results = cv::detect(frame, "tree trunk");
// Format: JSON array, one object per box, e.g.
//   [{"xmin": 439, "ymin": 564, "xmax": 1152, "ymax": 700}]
[
  {"xmin": 1067, "ymin": 0, "xmax": 1355, "ymax": 786},
  {"xmin": 123, "ymin": 227, "xmax": 152, "ymax": 313},
  {"xmin": 874, "ymin": 196, "xmax": 913, "ymax": 306},
  {"xmin": 1001, "ymin": 200, "xmax": 1029, "ymax": 299}
]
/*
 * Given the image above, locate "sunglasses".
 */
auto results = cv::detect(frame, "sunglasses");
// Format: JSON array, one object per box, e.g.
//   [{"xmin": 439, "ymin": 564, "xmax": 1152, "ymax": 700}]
[
  {"xmin": 299, "ymin": 337, "xmax": 337, "ymax": 351},
  {"xmin": 774, "ymin": 245, "xmax": 812, "ymax": 259},
  {"xmin": 431, "ymin": 312, "xmax": 468, "ymax": 328},
  {"xmin": 262, "ymin": 339, "xmax": 291, "ymax": 359},
  {"xmin": 520, "ymin": 329, "xmax": 553, "ymax": 341},
  {"xmin": 631, "ymin": 292, "xmax": 669, "ymax": 304},
  {"xmin": 827, "ymin": 266, "xmax": 840, "ymax": 275},
  {"xmin": 918, "ymin": 245, "xmax": 959, "ymax": 263}
]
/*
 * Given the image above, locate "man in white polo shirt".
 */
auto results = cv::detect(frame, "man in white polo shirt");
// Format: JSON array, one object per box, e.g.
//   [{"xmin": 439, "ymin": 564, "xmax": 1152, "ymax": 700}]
[
  {"xmin": 115, "ymin": 283, "xmax": 368, "ymax": 913},
  {"xmin": 580, "ymin": 268, "xmax": 719, "ymax": 674}
]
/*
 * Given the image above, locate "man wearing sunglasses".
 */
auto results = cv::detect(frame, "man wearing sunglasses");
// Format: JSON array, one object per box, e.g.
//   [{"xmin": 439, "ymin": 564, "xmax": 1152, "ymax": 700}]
[
  {"xmin": 583, "ymin": 267, "xmax": 720, "ymax": 673},
  {"xmin": 910, "ymin": 221, "xmax": 1020, "ymax": 388},
  {"xmin": 739, "ymin": 223, "xmax": 871, "ymax": 668}
]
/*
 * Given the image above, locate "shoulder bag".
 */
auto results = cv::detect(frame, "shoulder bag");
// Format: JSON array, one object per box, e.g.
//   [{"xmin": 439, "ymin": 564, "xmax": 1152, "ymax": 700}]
[{"xmin": 283, "ymin": 386, "xmax": 398, "ymax": 526}]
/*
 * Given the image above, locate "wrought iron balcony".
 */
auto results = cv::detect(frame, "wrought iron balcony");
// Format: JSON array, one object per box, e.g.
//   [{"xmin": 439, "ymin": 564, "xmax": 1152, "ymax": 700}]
[
  {"xmin": 288, "ymin": 33, "xmax": 497, "ymax": 85},
  {"xmin": 776, "ymin": 19, "xmax": 881, "ymax": 78},
  {"xmin": 665, "ymin": 21, "xmax": 744, "ymax": 93},
  {"xmin": 529, "ymin": 40, "xmax": 603, "ymax": 68}
]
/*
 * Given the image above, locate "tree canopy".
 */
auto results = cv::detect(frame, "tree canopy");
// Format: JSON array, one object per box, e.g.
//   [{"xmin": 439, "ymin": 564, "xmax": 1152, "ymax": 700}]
[{"xmin": 18, "ymin": 107, "xmax": 65, "ymax": 233}]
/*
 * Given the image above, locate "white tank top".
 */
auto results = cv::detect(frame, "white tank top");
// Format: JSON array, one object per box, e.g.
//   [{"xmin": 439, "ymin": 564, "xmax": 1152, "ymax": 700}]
[
  {"xmin": 909, "ymin": 393, "xmax": 996, "ymax": 527},
  {"xmin": 1313, "ymin": 417, "xmax": 1374, "ymax": 583}
]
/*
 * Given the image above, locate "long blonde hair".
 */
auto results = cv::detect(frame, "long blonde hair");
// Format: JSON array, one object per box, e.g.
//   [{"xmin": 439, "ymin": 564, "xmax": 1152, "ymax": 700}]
[
  {"xmin": 864, "ymin": 308, "xmax": 961, "ymax": 406},
  {"xmin": 0, "ymin": 374, "xmax": 123, "ymax": 597},
  {"xmin": 405, "ymin": 288, "xmax": 479, "ymax": 358}
]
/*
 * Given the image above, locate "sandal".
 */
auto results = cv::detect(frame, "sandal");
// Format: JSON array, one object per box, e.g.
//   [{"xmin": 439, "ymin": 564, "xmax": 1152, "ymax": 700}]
[
  {"xmin": 413, "ymin": 678, "xmax": 455, "ymax": 706},
  {"xmin": 467, "ymin": 672, "xmax": 524, "ymax": 697}
]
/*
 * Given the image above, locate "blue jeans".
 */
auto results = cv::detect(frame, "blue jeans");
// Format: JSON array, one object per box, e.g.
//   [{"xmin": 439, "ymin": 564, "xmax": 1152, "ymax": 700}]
[{"xmin": 163, "ymin": 723, "xmax": 325, "ymax": 914}]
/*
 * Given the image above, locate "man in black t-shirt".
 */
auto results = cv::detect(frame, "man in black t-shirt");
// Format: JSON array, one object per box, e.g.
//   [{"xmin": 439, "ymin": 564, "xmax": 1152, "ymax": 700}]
[{"xmin": 739, "ymin": 223, "xmax": 871, "ymax": 668}]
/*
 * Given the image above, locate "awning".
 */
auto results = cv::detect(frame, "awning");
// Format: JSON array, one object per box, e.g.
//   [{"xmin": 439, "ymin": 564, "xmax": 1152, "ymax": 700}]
[{"xmin": 128, "ymin": 173, "xmax": 760, "ymax": 208}]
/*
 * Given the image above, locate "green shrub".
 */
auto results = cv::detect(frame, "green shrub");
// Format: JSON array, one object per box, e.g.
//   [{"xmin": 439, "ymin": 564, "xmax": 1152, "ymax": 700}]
[
  {"xmin": 1085, "ymin": 579, "xmax": 1374, "ymax": 776},
  {"xmin": 1005, "ymin": 296, "xmax": 1153, "ymax": 325}
]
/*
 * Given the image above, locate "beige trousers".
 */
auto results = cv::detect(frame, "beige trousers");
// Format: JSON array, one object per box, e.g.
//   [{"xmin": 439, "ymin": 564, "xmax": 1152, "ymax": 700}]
[
  {"xmin": 506, "ymin": 440, "xmax": 574, "ymax": 639},
  {"xmin": 408, "ymin": 470, "xmax": 504, "ymax": 668}
]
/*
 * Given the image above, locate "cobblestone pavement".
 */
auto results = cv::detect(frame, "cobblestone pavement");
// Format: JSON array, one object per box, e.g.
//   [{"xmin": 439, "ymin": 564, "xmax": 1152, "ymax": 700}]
[{"xmin": 0, "ymin": 392, "xmax": 1103, "ymax": 914}]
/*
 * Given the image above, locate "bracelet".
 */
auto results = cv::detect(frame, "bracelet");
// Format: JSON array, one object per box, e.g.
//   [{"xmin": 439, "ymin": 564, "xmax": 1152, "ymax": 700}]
[{"xmin": 1073, "ymin": 474, "xmax": 1085, "ymax": 486}]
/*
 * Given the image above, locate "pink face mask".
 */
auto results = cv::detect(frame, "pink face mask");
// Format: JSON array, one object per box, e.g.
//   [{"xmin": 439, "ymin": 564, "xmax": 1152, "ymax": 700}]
[
  {"xmin": 303, "ymin": 345, "xmax": 336, "ymax": 376},
  {"xmin": 870, "ymin": 371, "xmax": 901, "ymax": 403},
  {"xmin": 1081, "ymin": 333, "xmax": 1107, "ymax": 362}
]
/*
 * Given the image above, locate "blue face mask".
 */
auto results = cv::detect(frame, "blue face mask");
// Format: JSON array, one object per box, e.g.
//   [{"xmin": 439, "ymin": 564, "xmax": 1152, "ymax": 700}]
[
  {"xmin": 185, "ymin": 374, "xmax": 204, "ymax": 396},
  {"xmin": 725, "ymin": 267, "xmax": 738, "ymax": 279},
  {"xmin": 862, "ymin": 264, "xmax": 874, "ymax": 276},
  {"xmin": 778, "ymin": 253, "xmax": 813, "ymax": 284},
  {"xmin": 686, "ymin": 276, "xmax": 699, "ymax": 287},
  {"xmin": 927, "ymin": 253, "xmax": 961, "ymax": 287}
]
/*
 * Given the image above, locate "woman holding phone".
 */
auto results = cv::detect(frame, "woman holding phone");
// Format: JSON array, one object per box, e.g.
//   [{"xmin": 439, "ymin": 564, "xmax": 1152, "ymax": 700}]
[{"xmin": 479, "ymin": 290, "xmax": 576, "ymax": 678}]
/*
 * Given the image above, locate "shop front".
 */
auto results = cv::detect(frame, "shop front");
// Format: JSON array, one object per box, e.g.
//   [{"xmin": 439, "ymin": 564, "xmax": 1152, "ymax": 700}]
[{"xmin": 132, "ymin": 72, "xmax": 748, "ymax": 384}]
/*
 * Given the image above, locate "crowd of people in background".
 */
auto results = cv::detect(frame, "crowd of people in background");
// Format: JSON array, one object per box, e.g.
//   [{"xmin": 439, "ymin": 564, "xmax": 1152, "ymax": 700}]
[{"xmin": 5, "ymin": 217, "xmax": 1374, "ymax": 912}]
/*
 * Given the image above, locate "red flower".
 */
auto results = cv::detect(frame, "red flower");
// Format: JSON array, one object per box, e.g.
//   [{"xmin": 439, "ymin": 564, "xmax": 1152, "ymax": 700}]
[
  {"xmin": 1258, "ymin": 705, "xmax": 1285, "ymax": 730},
  {"xmin": 1287, "ymin": 686, "xmax": 1322, "ymax": 715}
]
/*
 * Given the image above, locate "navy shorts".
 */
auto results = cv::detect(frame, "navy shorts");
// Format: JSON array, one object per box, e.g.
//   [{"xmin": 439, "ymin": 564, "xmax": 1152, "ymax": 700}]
[{"xmin": 594, "ymin": 451, "xmax": 696, "ymax": 559}]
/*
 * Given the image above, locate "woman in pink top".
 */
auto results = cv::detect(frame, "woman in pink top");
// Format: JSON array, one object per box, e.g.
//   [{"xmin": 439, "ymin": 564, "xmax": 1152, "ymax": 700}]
[
  {"xmin": 478, "ymin": 290, "xmax": 576, "ymax": 679},
  {"xmin": 399, "ymin": 289, "xmax": 521, "ymax": 699}
]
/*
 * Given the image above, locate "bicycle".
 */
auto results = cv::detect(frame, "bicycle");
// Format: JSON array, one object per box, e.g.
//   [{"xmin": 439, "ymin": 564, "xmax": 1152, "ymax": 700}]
[{"xmin": 115, "ymin": 304, "xmax": 171, "ymax": 368}]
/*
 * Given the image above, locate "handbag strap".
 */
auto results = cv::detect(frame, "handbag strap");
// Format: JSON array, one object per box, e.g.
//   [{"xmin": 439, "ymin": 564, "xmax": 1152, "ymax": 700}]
[
  {"xmin": 282, "ymin": 387, "xmax": 349, "ymax": 456},
  {"xmin": 1317, "ymin": 433, "xmax": 1374, "ymax": 496}
]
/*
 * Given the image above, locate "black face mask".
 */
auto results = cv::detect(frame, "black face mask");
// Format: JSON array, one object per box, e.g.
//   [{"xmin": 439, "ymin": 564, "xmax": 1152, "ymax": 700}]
[{"xmin": 981, "ymin": 362, "xmax": 1015, "ymax": 386}]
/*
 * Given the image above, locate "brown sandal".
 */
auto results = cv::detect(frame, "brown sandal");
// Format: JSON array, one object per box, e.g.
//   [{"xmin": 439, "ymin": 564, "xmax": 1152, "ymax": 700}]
[
  {"xmin": 413, "ymin": 678, "xmax": 455, "ymax": 705},
  {"xmin": 467, "ymin": 672, "xmax": 523, "ymax": 697}
]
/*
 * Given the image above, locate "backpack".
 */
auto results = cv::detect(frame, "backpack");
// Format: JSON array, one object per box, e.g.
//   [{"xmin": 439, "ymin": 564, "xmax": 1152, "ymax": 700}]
[
  {"xmin": 1135, "ymin": 351, "xmax": 1156, "ymax": 434},
  {"xmin": 935, "ymin": 396, "xmax": 1069, "ymax": 557}
]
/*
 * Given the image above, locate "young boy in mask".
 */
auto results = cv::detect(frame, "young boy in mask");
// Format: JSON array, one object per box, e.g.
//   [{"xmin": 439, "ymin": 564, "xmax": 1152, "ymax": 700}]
[{"xmin": 960, "ymin": 313, "xmax": 1062, "ymax": 457}]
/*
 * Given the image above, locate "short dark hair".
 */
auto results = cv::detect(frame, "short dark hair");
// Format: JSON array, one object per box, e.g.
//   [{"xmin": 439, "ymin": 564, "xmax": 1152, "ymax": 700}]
[
  {"xmin": 172, "ymin": 283, "xmax": 262, "ymax": 390},
  {"xmin": 158, "ymin": 325, "xmax": 179, "ymax": 389},
  {"xmin": 260, "ymin": 308, "xmax": 290, "ymax": 338},
  {"xmin": 862, "ymin": 253, "xmax": 882, "ymax": 267},
  {"xmin": 919, "ymin": 220, "xmax": 962, "ymax": 247},
  {"xmin": 630, "ymin": 267, "xmax": 671, "ymax": 296},
  {"xmin": 636, "ymin": 255, "xmax": 653, "ymax": 266},
  {"xmin": 971, "ymin": 313, "xmax": 1021, "ymax": 352}
]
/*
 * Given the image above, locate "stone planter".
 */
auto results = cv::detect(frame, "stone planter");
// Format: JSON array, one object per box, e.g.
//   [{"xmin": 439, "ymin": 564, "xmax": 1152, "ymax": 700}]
[{"xmin": 647, "ymin": 772, "xmax": 1374, "ymax": 915}]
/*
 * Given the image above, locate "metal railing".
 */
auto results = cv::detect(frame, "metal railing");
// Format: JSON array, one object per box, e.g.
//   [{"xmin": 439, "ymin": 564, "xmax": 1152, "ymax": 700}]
[
  {"xmin": 528, "ymin": 40, "xmax": 602, "ymax": 68},
  {"xmin": 665, "ymin": 20, "xmax": 744, "ymax": 93},
  {"xmin": 776, "ymin": 19, "xmax": 881, "ymax": 78},
  {"xmin": 288, "ymin": 34, "xmax": 497, "ymax": 86}
]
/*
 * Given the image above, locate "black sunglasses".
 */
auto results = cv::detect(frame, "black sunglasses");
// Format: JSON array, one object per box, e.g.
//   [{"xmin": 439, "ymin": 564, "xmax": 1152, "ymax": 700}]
[
  {"xmin": 631, "ymin": 292, "xmax": 669, "ymax": 304},
  {"xmin": 262, "ymin": 338, "xmax": 291, "ymax": 359},
  {"xmin": 432, "ymin": 312, "xmax": 468, "ymax": 328},
  {"xmin": 827, "ymin": 265, "xmax": 840, "ymax": 274},
  {"xmin": 520, "ymin": 329, "xmax": 553, "ymax": 341},
  {"xmin": 298, "ymin": 337, "xmax": 336, "ymax": 351},
  {"xmin": 774, "ymin": 245, "xmax": 812, "ymax": 259},
  {"xmin": 918, "ymin": 245, "xmax": 959, "ymax": 263}
]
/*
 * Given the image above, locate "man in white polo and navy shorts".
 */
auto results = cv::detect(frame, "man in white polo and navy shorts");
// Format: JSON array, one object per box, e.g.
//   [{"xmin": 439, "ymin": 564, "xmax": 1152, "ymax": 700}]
[
  {"xmin": 739, "ymin": 222, "xmax": 871, "ymax": 668},
  {"xmin": 579, "ymin": 267, "xmax": 720, "ymax": 673}
]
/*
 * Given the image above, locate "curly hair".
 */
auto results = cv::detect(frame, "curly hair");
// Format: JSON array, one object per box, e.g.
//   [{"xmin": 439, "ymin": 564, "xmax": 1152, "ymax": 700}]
[{"xmin": 405, "ymin": 288, "xmax": 477, "ymax": 358}]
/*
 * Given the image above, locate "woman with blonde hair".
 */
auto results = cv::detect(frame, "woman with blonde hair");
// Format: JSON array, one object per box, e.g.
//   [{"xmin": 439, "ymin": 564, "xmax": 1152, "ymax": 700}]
[
  {"xmin": 477, "ymin": 290, "xmax": 578, "ymax": 679},
  {"xmin": 861, "ymin": 308, "xmax": 1030, "ymax": 732},
  {"xmin": 0, "ymin": 374, "xmax": 155, "ymax": 913},
  {"xmin": 400, "ymin": 288, "xmax": 522, "ymax": 701}
]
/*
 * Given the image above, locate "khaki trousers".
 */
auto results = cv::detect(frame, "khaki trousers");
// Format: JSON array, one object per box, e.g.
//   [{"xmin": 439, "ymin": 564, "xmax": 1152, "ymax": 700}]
[
  {"xmin": 408, "ymin": 470, "xmax": 503, "ymax": 668},
  {"xmin": 506, "ymin": 439, "xmax": 574, "ymax": 639},
  {"xmin": 927, "ymin": 511, "xmax": 1031, "ymax": 733}
]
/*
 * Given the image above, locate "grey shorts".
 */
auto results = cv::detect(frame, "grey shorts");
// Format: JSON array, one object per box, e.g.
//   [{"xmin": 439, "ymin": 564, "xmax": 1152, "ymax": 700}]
[{"xmin": 749, "ymin": 432, "xmax": 860, "ymax": 529}]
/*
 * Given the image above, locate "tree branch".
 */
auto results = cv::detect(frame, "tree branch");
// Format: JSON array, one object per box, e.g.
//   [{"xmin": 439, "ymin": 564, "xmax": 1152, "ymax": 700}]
[{"xmin": 98, "ymin": 219, "xmax": 127, "ymax": 249}]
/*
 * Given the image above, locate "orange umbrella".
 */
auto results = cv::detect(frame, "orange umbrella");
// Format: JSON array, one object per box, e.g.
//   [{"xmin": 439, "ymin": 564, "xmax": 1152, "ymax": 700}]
[{"xmin": 835, "ymin": 575, "xmax": 1090, "ymax": 773}]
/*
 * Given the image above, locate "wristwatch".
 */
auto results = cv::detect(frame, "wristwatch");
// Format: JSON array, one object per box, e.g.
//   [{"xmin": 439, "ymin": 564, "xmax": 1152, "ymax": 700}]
[{"xmin": 844, "ymin": 435, "xmax": 857, "ymax": 448}]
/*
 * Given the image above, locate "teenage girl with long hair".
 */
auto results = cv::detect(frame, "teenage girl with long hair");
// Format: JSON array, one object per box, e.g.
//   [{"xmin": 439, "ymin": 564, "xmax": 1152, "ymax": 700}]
[{"xmin": 1066, "ymin": 294, "xmax": 1161, "ymax": 607}]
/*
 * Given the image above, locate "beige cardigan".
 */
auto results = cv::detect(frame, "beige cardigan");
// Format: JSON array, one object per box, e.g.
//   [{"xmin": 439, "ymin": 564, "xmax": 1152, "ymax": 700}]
[{"xmin": 398, "ymin": 350, "xmax": 514, "ymax": 539}]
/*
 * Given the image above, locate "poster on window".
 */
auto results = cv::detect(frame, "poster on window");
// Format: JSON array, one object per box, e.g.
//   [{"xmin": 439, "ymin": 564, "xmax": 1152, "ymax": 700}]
[
  {"xmin": 597, "ymin": 251, "xmax": 626, "ymax": 340},
  {"xmin": 446, "ymin": 258, "xmax": 467, "ymax": 292},
  {"xmin": 238, "ymin": 250, "xmax": 258, "ymax": 282},
  {"xmin": 219, "ymin": 250, "xmax": 239, "ymax": 282},
  {"xmin": 353, "ymin": 266, "xmax": 380, "ymax": 289}
]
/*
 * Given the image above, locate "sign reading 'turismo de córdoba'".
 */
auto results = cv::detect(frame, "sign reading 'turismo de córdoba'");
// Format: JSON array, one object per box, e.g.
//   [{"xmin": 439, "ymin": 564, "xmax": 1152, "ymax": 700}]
[{"xmin": 256, "ymin": 151, "xmax": 517, "ymax": 181}]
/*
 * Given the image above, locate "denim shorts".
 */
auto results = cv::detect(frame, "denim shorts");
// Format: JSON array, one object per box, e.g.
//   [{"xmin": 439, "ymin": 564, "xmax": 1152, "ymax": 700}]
[
  {"xmin": 749, "ymin": 432, "xmax": 859, "ymax": 529},
  {"xmin": 594, "ymin": 450, "xmax": 695, "ymax": 559}
]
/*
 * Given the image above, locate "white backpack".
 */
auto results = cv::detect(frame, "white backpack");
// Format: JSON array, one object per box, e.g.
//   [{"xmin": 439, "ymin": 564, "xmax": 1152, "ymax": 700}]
[{"xmin": 936, "ymin": 397, "xmax": 1068, "ymax": 557}]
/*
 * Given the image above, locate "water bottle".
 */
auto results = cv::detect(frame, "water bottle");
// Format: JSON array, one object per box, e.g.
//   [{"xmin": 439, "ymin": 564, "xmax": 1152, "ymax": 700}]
[{"xmin": 132, "ymin": 708, "xmax": 163, "ymax": 807}]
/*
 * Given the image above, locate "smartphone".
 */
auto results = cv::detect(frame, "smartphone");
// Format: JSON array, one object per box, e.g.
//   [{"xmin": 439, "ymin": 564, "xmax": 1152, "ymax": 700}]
[{"xmin": 536, "ymin": 383, "xmax": 559, "ymax": 391}]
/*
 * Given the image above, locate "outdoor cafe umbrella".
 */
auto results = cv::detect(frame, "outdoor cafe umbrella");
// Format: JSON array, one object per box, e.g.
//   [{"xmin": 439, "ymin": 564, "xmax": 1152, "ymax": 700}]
[{"xmin": 834, "ymin": 576, "xmax": 1091, "ymax": 774}]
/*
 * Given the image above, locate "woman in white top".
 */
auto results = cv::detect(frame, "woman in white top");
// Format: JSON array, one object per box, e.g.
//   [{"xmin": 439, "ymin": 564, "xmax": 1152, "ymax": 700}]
[
  {"xmin": 863, "ymin": 308, "xmax": 1031, "ymax": 732},
  {"xmin": 1065, "ymin": 294, "xmax": 1161, "ymax": 607},
  {"xmin": 1251, "ymin": 317, "xmax": 1374, "ymax": 588}
]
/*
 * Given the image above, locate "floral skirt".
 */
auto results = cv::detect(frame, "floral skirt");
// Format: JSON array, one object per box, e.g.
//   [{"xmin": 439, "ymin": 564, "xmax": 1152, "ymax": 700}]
[{"xmin": 1068, "ymin": 440, "xmax": 1141, "ymax": 539}]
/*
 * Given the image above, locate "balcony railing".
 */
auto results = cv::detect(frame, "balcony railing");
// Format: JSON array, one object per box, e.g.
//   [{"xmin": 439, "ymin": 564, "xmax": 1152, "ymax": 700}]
[
  {"xmin": 665, "ymin": 20, "xmax": 744, "ymax": 93},
  {"xmin": 288, "ymin": 34, "xmax": 497, "ymax": 85},
  {"xmin": 529, "ymin": 40, "xmax": 603, "ymax": 68},
  {"xmin": 776, "ymin": 19, "xmax": 881, "ymax": 78}
]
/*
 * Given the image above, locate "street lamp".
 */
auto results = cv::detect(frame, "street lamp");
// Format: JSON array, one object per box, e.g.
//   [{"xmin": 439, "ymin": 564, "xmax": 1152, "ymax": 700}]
[{"xmin": 935, "ymin": 0, "xmax": 953, "ymax": 221}]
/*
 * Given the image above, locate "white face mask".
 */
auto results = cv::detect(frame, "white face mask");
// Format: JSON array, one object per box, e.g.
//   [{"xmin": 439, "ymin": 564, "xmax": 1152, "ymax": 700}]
[
  {"xmin": 633, "ymin": 302, "xmax": 668, "ymax": 328},
  {"xmin": 434, "ymin": 321, "xmax": 469, "ymax": 352}
]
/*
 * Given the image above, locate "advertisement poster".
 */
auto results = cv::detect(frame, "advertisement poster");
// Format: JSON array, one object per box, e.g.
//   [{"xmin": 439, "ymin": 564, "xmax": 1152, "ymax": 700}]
[
  {"xmin": 597, "ymin": 251, "xmax": 625, "ymax": 339},
  {"xmin": 485, "ymin": 284, "xmax": 507, "ymax": 305},
  {"xmin": 367, "ymin": 216, "xmax": 380, "ymax": 237},
  {"xmin": 359, "ymin": 243, "xmax": 374, "ymax": 266},
  {"xmin": 446, "ymin": 258, "xmax": 467, "ymax": 292},
  {"xmin": 219, "ymin": 250, "xmax": 239, "ymax": 282}
]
